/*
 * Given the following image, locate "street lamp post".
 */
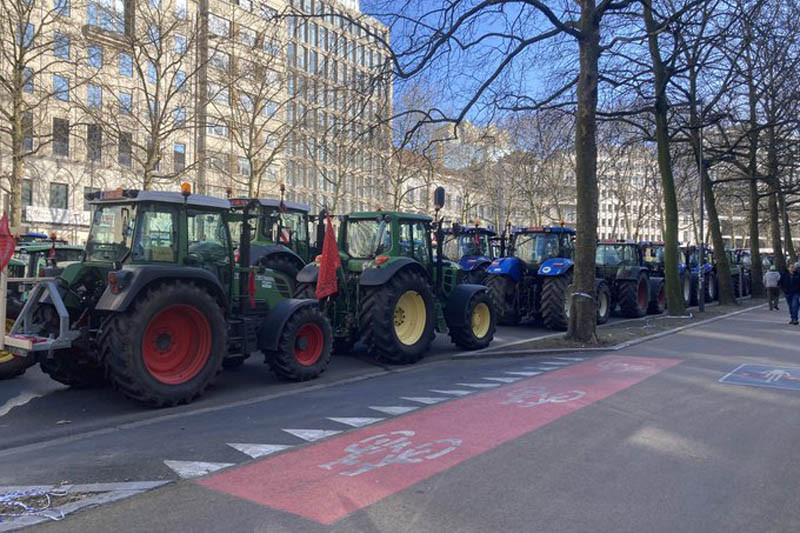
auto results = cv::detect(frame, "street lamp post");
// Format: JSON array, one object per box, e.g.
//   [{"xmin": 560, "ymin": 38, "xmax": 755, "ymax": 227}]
[{"xmin": 697, "ymin": 99, "xmax": 706, "ymax": 313}]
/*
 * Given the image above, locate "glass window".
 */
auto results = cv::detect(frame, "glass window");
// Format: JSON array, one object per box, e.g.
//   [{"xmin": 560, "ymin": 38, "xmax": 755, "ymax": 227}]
[
  {"xmin": 55, "ymin": 0, "xmax": 71, "ymax": 16},
  {"xmin": 118, "ymin": 131, "xmax": 132, "ymax": 167},
  {"xmin": 173, "ymin": 142, "xmax": 186, "ymax": 171},
  {"xmin": 173, "ymin": 106, "xmax": 186, "ymax": 126},
  {"xmin": 18, "ymin": 23, "xmax": 34, "ymax": 48},
  {"xmin": 52, "ymin": 117, "xmax": 69, "ymax": 156},
  {"xmin": 209, "ymin": 49, "xmax": 229, "ymax": 71},
  {"xmin": 147, "ymin": 61, "xmax": 157, "ymax": 83},
  {"xmin": 346, "ymin": 218, "xmax": 390, "ymax": 258},
  {"xmin": 399, "ymin": 220, "xmax": 430, "ymax": 264},
  {"xmin": 175, "ymin": 0, "xmax": 187, "ymax": 19},
  {"xmin": 22, "ymin": 112, "xmax": 33, "ymax": 151},
  {"xmin": 54, "ymin": 32, "xmax": 70, "ymax": 59},
  {"xmin": 514, "ymin": 233, "xmax": 563, "ymax": 264},
  {"xmin": 175, "ymin": 70, "xmax": 186, "ymax": 91},
  {"xmin": 22, "ymin": 179, "xmax": 33, "ymax": 207},
  {"xmin": 87, "ymin": 83, "xmax": 102, "ymax": 107},
  {"xmin": 207, "ymin": 120, "xmax": 228, "ymax": 138},
  {"xmin": 236, "ymin": 0, "xmax": 252, "ymax": 10},
  {"xmin": 209, "ymin": 14, "xmax": 230, "ymax": 37},
  {"xmin": 49, "ymin": 182, "xmax": 68, "ymax": 209},
  {"xmin": 132, "ymin": 207, "xmax": 177, "ymax": 262},
  {"xmin": 174, "ymin": 34, "xmax": 187, "ymax": 54},
  {"xmin": 53, "ymin": 74, "xmax": 69, "ymax": 101},
  {"xmin": 239, "ymin": 26, "xmax": 256, "ymax": 47},
  {"xmin": 22, "ymin": 67, "xmax": 33, "ymax": 93},
  {"xmin": 87, "ymin": 44, "xmax": 103, "ymax": 68},
  {"xmin": 118, "ymin": 91, "xmax": 132, "ymax": 114},
  {"xmin": 86, "ymin": 204, "xmax": 136, "ymax": 262},
  {"xmin": 187, "ymin": 210, "xmax": 230, "ymax": 266},
  {"xmin": 238, "ymin": 157, "xmax": 251, "ymax": 176},
  {"xmin": 87, "ymin": 123, "xmax": 102, "ymax": 162},
  {"xmin": 208, "ymin": 82, "xmax": 229, "ymax": 105},
  {"xmin": 119, "ymin": 52, "xmax": 132, "ymax": 76}
]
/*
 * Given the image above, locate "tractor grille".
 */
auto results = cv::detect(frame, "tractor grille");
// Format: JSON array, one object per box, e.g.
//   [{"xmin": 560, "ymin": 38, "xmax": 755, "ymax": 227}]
[{"xmin": 275, "ymin": 276, "xmax": 292, "ymax": 298}]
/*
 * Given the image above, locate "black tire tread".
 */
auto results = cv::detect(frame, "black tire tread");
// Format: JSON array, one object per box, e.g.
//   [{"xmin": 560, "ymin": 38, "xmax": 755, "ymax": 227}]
[
  {"xmin": 647, "ymin": 279, "xmax": 666, "ymax": 315},
  {"xmin": 485, "ymin": 275, "xmax": 519, "ymax": 326},
  {"xmin": 448, "ymin": 290, "xmax": 496, "ymax": 350},
  {"xmin": 264, "ymin": 305, "xmax": 332, "ymax": 381},
  {"xmin": 618, "ymin": 273, "xmax": 648, "ymax": 318},
  {"xmin": 541, "ymin": 275, "xmax": 571, "ymax": 331}
]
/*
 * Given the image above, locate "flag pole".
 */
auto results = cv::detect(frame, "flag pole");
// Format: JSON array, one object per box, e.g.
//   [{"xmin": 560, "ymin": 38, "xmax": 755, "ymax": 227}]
[{"xmin": 0, "ymin": 265, "xmax": 6, "ymax": 350}]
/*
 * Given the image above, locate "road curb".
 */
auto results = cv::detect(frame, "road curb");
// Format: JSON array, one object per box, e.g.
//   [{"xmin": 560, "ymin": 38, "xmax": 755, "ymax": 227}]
[{"xmin": 453, "ymin": 302, "xmax": 768, "ymax": 359}]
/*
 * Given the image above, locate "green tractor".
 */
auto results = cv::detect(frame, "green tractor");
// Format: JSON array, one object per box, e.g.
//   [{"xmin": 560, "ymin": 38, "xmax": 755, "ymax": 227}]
[
  {"xmin": 4, "ymin": 189, "xmax": 332, "ymax": 406},
  {"xmin": 0, "ymin": 235, "xmax": 84, "ymax": 380},
  {"xmin": 295, "ymin": 188, "xmax": 496, "ymax": 363}
]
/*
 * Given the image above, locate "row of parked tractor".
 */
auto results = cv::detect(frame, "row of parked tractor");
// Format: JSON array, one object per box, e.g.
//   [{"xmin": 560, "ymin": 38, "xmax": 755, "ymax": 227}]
[{"xmin": 0, "ymin": 186, "xmax": 498, "ymax": 408}]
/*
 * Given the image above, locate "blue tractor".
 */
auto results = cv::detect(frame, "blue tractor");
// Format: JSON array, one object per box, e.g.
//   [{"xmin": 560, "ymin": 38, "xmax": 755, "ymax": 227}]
[
  {"xmin": 485, "ymin": 226, "xmax": 611, "ymax": 330},
  {"xmin": 683, "ymin": 244, "xmax": 717, "ymax": 304},
  {"xmin": 441, "ymin": 223, "xmax": 497, "ymax": 284}
]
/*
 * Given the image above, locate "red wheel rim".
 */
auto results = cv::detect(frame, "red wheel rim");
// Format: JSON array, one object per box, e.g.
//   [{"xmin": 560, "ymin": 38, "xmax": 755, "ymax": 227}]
[
  {"xmin": 143, "ymin": 304, "xmax": 212, "ymax": 385},
  {"xmin": 294, "ymin": 323, "xmax": 324, "ymax": 366},
  {"xmin": 638, "ymin": 280, "xmax": 648, "ymax": 309}
]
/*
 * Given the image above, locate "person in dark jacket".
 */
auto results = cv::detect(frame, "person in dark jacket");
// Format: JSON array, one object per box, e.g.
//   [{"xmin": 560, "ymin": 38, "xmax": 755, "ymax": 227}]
[{"xmin": 780, "ymin": 262, "xmax": 800, "ymax": 324}]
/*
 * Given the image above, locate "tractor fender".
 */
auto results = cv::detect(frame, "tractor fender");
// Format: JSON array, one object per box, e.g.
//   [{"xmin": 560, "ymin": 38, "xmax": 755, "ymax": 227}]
[
  {"xmin": 615, "ymin": 266, "xmax": 646, "ymax": 281},
  {"xmin": 444, "ymin": 284, "xmax": 489, "ymax": 328},
  {"xmin": 538, "ymin": 258, "xmax": 574, "ymax": 277},
  {"xmin": 251, "ymin": 244, "xmax": 305, "ymax": 271},
  {"xmin": 95, "ymin": 265, "xmax": 228, "ymax": 313},
  {"xmin": 486, "ymin": 257, "xmax": 524, "ymax": 283},
  {"xmin": 257, "ymin": 298, "xmax": 319, "ymax": 352},
  {"xmin": 359, "ymin": 257, "xmax": 429, "ymax": 286},
  {"xmin": 458, "ymin": 256, "xmax": 492, "ymax": 272},
  {"xmin": 297, "ymin": 263, "xmax": 319, "ymax": 284}
]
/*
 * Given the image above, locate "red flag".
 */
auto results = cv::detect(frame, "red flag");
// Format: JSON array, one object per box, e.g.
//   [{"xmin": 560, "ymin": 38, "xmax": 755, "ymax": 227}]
[
  {"xmin": 248, "ymin": 269, "xmax": 256, "ymax": 309},
  {"xmin": 315, "ymin": 215, "xmax": 341, "ymax": 299},
  {"xmin": 0, "ymin": 214, "xmax": 15, "ymax": 271}
]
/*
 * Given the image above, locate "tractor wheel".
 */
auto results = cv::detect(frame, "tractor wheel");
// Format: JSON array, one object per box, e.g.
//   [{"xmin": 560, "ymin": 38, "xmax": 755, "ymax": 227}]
[
  {"xmin": 360, "ymin": 268, "xmax": 435, "ymax": 364},
  {"xmin": 100, "ymin": 281, "xmax": 227, "ymax": 407},
  {"xmin": 0, "ymin": 318, "xmax": 36, "ymax": 380},
  {"xmin": 448, "ymin": 290, "xmax": 496, "ymax": 350},
  {"xmin": 689, "ymin": 273, "xmax": 700, "ymax": 306},
  {"xmin": 743, "ymin": 274, "xmax": 751, "ymax": 296},
  {"xmin": 681, "ymin": 272, "xmax": 692, "ymax": 306},
  {"xmin": 705, "ymin": 272, "xmax": 717, "ymax": 302},
  {"xmin": 596, "ymin": 280, "xmax": 612, "ymax": 325},
  {"xmin": 541, "ymin": 274, "xmax": 572, "ymax": 331},
  {"xmin": 264, "ymin": 305, "xmax": 332, "ymax": 381},
  {"xmin": 647, "ymin": 280, "xmax": 666, "ymax": 315},
  {"xmin": 40, "ymin": 349, "xmax": 105, "ymax": 388},
  {"xmin": 618, "ymin": 273, "xmax": 649, "ymax": 318},
  {"xmin": 295, "ymin": 283, "xmax": 353, "ymax": 354},
  {"xmin": 732, "ymin": 273, "xmax": 741, "ymax": 298},
  {"xmin": 486, "ymin": 275, "xmax": 520, "ymax": 326},
  {"xmin": 261, "ymin": 255, "xmax": 301, "ymax": 294}
]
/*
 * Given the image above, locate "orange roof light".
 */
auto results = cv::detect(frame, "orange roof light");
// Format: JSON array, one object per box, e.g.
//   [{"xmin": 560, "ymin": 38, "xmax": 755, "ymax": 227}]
[
  {"xmin": 180, "ymin": 182, "xmax": 192, "ymax": 197},
  {"xmin": 375, "ymin": 255, "xmax": 390, "ymax": 265}
]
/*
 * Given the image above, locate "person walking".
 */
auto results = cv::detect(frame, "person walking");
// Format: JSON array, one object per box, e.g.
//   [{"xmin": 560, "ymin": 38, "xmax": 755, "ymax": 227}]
[
  {"xmin": 780, "ymin": 262, "xmax": 800, "ymax": 324},
  {"xmin": 764, "ymin": 265, "xmax": 781, "ymax": 311}
]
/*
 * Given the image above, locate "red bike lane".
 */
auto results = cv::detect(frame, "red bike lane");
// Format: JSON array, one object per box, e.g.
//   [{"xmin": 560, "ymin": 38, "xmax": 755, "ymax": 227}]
[{"xmin": 199, "ymin": 355, "xmax": 680, "ymax": 525}]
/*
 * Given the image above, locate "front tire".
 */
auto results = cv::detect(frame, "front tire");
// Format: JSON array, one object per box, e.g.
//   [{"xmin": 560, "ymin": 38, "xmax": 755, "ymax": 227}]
[
  {"xmin": 486, "ymin": 275, "xmax": 519, "ymax": 325},
  {"xmin": 705, "ymin": 272, "xmax": 717, "ymax": 302},
  {"xmin": 647, "ymin": 279, "xmax": 666, "ymax": 315},
  {"xmin": 596, "ymin": 280, "xmax": 612, "ymax": 325},
  {"xmin": 360, "ymin": 269, "xmax": 435, "ymax": 364},
  {"xmin": 618, "ymin": 273, "xmax": 649, "ymax": 318},
  {"xmin": 265, "ymin": 305, "xmax": 332, "ymax": 381},
  {"xmin": 449, "ymin": 290, "xmax": 496, "ymax": 350},
  {"xmin": 541, "ymin": 274, "xmax": 572, "ymax": 331},
  {"xmin": 100, "ymin": 282, "xmax": 227, "ymax": 407}
]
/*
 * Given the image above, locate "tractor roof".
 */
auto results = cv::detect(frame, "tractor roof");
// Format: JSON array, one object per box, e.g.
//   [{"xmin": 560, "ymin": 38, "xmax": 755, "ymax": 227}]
[
  {"xmin": 597, "ymin": 239, "xmax": 639, "ymax": 245},
  {"xmin": 446, "ymin": 225, "xmax": 496, "ymax": 236},
  {"xmin": 513, "ymin": 226, "xmax": 575, "ymax": 235},
  {"xmin": 87, "ymin": 189, "xmax": 229, "ymax": 210},
  {"xmin": 16, "ymin": 242, "xmax": 82, "ymax": 253},
  {"xmin": 348, "ymin": 211, "xmax": 432, "ymax": 223},
  {"xmin": 255, "ymin": 198, "xmax": 310, "ymax": 213}
]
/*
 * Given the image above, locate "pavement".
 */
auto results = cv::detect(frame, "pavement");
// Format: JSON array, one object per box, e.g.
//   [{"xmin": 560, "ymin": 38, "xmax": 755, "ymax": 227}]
[{"xmin": 3, "ymin": 305, "xmax": 800, "ymax": 532}]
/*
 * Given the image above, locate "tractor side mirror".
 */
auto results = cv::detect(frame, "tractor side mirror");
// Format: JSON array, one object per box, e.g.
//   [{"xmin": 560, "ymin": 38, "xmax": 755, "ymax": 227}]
[{"xmin": 434, "ymin": 186, "xmax": 446, "ymax": 210}]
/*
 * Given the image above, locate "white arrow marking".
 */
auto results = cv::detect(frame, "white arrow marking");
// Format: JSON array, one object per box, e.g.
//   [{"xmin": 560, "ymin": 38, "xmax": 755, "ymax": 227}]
[
  {"xmin": 163, "ymin": 460, "xmax": 234, "ymax": 479},
  {"xmin": 456, "ymin": 383, "xmax": 500, "ymax": 389},
  {"xmin": 429, "ymin": 389, "xmax": 473, "ymax": 396},
  {"xmin": 283, "ymin": 429, "xmax": 342, "ymax": 442},
  {"xmin": 482, "ymin": 377, "xmax": 521, "ymax": 383},
  {"xmin": 505, "ymin": 371, "xmax": 542, "ymax": 377},
  {"xmin": 0, "ymin": 391, "xmax": 43, "ymax": 418},
  {"xmin": 400, "ymin": 396, "xmax": 448, "ymax": 405},
  {"xmin": 327, "ymin": 417, "xmax": 385, "ymax": 428},
  {"xmin": 369, "ymin": 405, "xmax": 418, "ymax": 416},
  {"xmin": 227, "ymin": 443, "xmax": 292, "ymax": 459}
]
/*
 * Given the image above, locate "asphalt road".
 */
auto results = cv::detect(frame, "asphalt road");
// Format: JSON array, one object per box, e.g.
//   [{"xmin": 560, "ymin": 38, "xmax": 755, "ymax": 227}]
[{"xmin": 5, "ymin": 306, "xmax": 800, "ymax": 532}]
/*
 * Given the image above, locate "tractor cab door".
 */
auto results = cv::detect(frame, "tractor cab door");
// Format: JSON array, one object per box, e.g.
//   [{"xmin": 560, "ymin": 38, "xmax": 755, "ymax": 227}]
[
  {"xmin": 186, "ymin": 209, "xmax": 234, "ymax": 297},
  {"xmin": 399, "ymin": 219, "xmax": 432, "ymax": 266}
]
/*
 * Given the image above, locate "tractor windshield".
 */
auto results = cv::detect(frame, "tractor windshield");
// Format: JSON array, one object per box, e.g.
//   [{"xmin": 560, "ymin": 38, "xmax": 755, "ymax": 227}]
[
  {"xmin": 596, "ymin": 244, "xmax": 638, "ymax": 267},
  {"xmin": 514, "ymin": 233, "xmax": 562, "ymax": 264},
  {"xmin": 346, "ymin": 218, "xmax": 391, "ymax": 258},
  {"xmin": 443, "ymin": 233, "xmax": 489, "ymax": 261},
  {"xmin": 85, "ymin": 204, "xmax": 136, "ymax": 262},
  {"xmin": 643, "ymin": 246, "xmax": 664, "ymax": 265},
  {"xmin": 260, "ymin": 210, "xmax": 308, "ymax": 246}
]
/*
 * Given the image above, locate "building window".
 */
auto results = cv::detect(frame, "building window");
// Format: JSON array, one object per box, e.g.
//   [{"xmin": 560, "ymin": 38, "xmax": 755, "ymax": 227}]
[
  {"xmin": 174, "ymin": 34, "xmax": 187, "ymax": 54},
  {"xmin": 239, "ymin": 26, "xmax": 256, "ymax": 47},
  {"xmin": 22, "ymin": 67, "xmax": 33, "ymax": 93},
  {"xmin": 88, "ymin": 0, "xmax": 125, "ymax": 32},
  {"xmin": 118, "ymin": 132, "xmax": 132, "ymax": 167},
  {"xmin": 238, "ymin": 157, "xmax": 251, "ymax": 176},
  {"xmin": 147, "ymin": 61, "xmax": 157, "ymax": 83},
  {"xmin": 87, "ymin": 124, "xmax": 102, "ymax": 162},
  {"xmin": 175, "ymin": 0, "xmax": 187, "ymax": 19},
  {"xmin": 54, "ymin": 32, "xmax": 70, "ymax": 59},
  {"xmin": 209, "ymin": 49, "xmax": 229, "ymax": 71},
  {"xmin": 175, "ymin": 70, "xmax": 187, "ymax": 91},
  {"xmin": 208, "ymin": 82, "xmax": 229, "ymax": 106},
  {"xmin": 87, "ymin": 83, "xmax": 102, "ymax": 108},
  {"xmin": 209, "ymin": 14, "xmax": 230, "ymax": 37},
  {"xmin": 173, "ymin": 107, "xmax": 186, "ymax": 126},
  {"xmin": 207, "ymin": 120, "xmax": 228, "ymax": 138},
  {"xmin": 119, "ymin": 52, "xmax": 132, "ymax": 76},
  {"xmin": 208, "ymin": 152, "xmax": 228, "ymax": 173},
  {"xmin": 87, "ymin": 44, "xmax": 103, "ymax": 68},
  {"xmin": 52, "ymin": 117, "xmax": 69, "ymax": 156},
  {"xmin": 173, "ymin": 143, "xmax": 186, "ymax": 172},
  {"xmin": 118, "ymin": 91, "xmax": 132, "ymax": 114},
  {"xmin": 22, "ymin": 179, "xmax": 33, "ymax": 207},
  {"xmin": 49, "ymin": 182, "xmax": 68, "ymax": 209},
  {"xmin": 18, "ymin": 23, "xmax": 34, "ymax": 48},
  {"xmin": 54, "ymin": 0, "xmax": 70, "ymax": 17},
  {"xmin": 83, "ymin": 186, "xmax": 100, "ymax": 211}
]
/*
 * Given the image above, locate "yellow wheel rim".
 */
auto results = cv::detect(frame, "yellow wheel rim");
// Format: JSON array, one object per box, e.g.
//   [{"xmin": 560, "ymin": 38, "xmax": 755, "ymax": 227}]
[
  {"xmin": 394, "ymin": 290, "xmax": 426, "ymax": 346},
  {"xmin": 471, "ymin": 302, "xmax": 491, "ymax": 339},
  {"xmin": 0, "ymin": 320, "xmax": 15, "ymax": 364}
]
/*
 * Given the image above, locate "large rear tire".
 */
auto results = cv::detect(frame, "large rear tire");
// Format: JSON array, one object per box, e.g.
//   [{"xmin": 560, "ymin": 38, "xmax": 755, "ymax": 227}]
[
  {"xmin": 448, "ymin": 290, "xmax": 496, "ymax": 350},
  {"xmin": 265, "ymin": 305, "xmax": 332, "ymax": 381},
  {"xmin": 40, "ymin": 349, "xmax": 105, "ymax": 388},
  {"xmin": 100, "ymin": 282, "xmax": 227, "ymax": 407},
  {"xmin": 541, "ymin": 274, "xmax": 571, "ymax": 331},
  {"xmin": 618, "ymin": 273, "xmax": 649, "ymax": 318},
  {"xmin": 360, "ymin": 269, "xmax": 435, "ymax": 364},
  {"xmin": 647, "ymin": 279, "xmax": 666, "ymax": 315},
  {"xmin": 596, "ymin": 280, "xmax": 612, "ymax": 325},
  {"xmin": 485, "ymin": 275, "xmax": 519, "ymax": 325}
]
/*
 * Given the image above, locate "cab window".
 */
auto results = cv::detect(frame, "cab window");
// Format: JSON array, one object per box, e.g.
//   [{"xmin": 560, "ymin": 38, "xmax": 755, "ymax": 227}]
[
  {"xmin": 187, "ymin": 210, "xmax": 230, "ymax": 266},
  {"xmin": 399, "ymin": 220, "xmax": 430, "ymax": 264},
  {"xmin": 132, "ymin": 207, "xmax": 177, "ymax": 262}
]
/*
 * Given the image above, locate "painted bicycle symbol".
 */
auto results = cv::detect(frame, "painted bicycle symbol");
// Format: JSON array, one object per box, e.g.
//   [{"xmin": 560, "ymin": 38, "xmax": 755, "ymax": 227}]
[
  {"xmin": 597, "ymin": 358, "xmax": 655, "ymax": 374},
  {"xmin": 502, "ymin": 386, "xmax": 586, "ymax": 408},
  {"xmin": 319, "ymin": 430, "xmax": 462, "ymax": 477}
]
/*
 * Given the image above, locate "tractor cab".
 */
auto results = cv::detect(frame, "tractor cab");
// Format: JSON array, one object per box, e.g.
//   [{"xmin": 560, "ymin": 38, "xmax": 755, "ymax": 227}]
[
  {"xmin": 595, "ymin": 240, "xmax": 664, "ymax": 317},
  {"xmin": 638, "ymin": 241, "xmax": 667, "ymax": 277},
  {"xmin": 339, "ymin": 211, "xmax": 434, "ymax": 273},
  {"xmin": 441, "ymin": 224, "xmax": 496, "ymax": 283},
  {"xmin": 509, "ymin": 227, "xmax": 575, "ymax": 270}
]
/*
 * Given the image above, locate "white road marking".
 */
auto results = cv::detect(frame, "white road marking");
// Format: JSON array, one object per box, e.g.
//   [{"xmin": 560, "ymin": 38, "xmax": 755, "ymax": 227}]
[
  {"xmin": 400, "ymin": 396, "xmax": 448, "ymax": 405},
  {"xmin": 283, "ymin": 428, "xmax": 342, "ymax": 442},
  {"xmin": 369, "ymin": 405, "xmax": 419, "ymax": 416},
  {"xmin": 482, "ymin": 377, "xmax": 521, "ymax": 383},
  {"xmin": 327, "ymin": 417, "xmax": 385, "ymax": 428},
  {"xmin": 227, "ymin": 443, "xmax": 292, "ymax": 459},
  {"xmin": 429, "ymin": 389, "xmax": 473, "ymax": 396},
  {"xmin": 541, "ymin": 361, "xmax": 570, "ymax": 365},
  {"xmin": 525, "ymin": 366, "xmax": 559, "ymax": 371},
  {"xmin": 0, "ymin": 391, "xmax": 43, "ymax": 418},
  {"xmin": 555, "ymin": 357, "xmax": 586, "ymax": 361},
  {"xmin": 505, "ymin": 371, "xmax": 542, "ymax": 377},
  {"xmin": 456, "ymin": 383, "xmax": 501, "ymax": 389},
  {"xmin": 163, "ymin": 460, "xmax": 234, "ymax": 479}
]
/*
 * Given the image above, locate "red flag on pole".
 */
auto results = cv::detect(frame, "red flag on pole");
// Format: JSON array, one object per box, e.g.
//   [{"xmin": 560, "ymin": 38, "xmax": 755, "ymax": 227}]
[
  {"xmin": 0, "ymin": 214, "xmax": 15, "ymax": 271},
  {"xmin": 315, "ymin": 215, "xmax": 341, "ymax": 299}
]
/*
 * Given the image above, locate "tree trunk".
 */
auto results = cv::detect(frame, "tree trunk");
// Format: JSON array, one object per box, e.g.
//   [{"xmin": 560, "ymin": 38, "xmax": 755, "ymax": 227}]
[
  {"xmin": 701, "ymin": 165, "xmax": 735, "ymax": 304},
  {"xmin": 567, "ymin": 1, "xmax": 600, "ymax": 343},
  {"xmin": 745, "ymin": 50, "xmax": 764, "ymax": 297},
  {"xmin": 766, "ymin": 124, "xmax": 785, "ymax": 272},
  {"xmin": 779, "ymin": 191, "xmax": 796, "ymax": 262},
  {"xmin": 643, "ymin": 0, "xmax": 686, "ymax": 315}
]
